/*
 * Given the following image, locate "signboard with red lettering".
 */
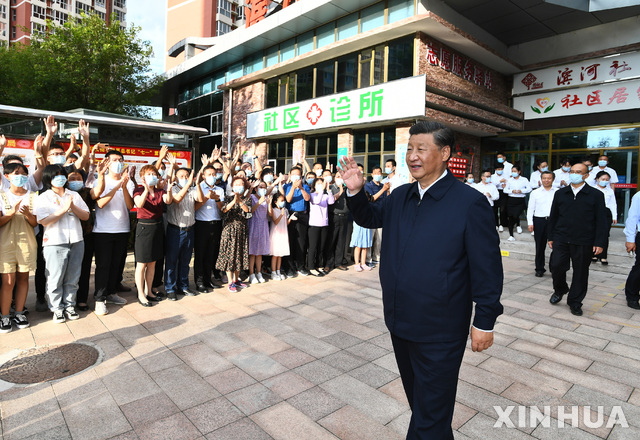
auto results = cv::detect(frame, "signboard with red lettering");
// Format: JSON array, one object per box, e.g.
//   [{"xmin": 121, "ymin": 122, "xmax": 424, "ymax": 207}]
[
  {"xmin": 513, "ymin": 51, "xmax": 640, "ymax": 95},
  {"xmin": 448, "ymin": 156, "xmax": 468, "ymax": 178},
  {"xmin": 426, "ymin": 42, "xmax": 493, "ymax": 91},
  {"xmin": 245, "ymin": 0, "xmax": 297, "ymax": 28},
  {"xmin": 512, "ymin": 79, "xmax": 640, "ymax": 120}
]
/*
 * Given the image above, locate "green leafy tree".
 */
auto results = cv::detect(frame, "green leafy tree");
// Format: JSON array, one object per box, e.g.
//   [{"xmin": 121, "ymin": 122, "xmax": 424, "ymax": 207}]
[{"xmin": 0, "ymin": 13, "xmax": 162, "ymax": 118}]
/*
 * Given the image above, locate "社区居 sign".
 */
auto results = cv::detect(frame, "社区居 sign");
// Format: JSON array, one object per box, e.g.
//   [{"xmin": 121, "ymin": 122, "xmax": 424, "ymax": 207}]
[{"xmin": 246, "ymin": 75, "xmax": 426, "ymax": 138}]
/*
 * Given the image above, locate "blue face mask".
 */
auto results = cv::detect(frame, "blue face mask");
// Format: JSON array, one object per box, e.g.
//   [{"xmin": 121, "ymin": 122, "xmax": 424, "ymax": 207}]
[
  {"xmin": 245, "ymin": 170, "xmax": 253, "ymax": 177},
  {"xmin": 233, "ymin": 186, "xmax": 244, "ymax": 194},
  {"xmin": 540, "ymin": 167, "xmax": 548, "ymax": 172},
  {"xmin": 145, "ymin": 175, "xmax": 159, "ymax": 187},
  {"xmin": 51, "ymin": 175, "xmax": 67, "ymax": 188},
  {"xmin": 10, "ymin": 174, "xmax": 29, "ymax": 188},
  {"xmin": 497, "ymin": 157, "xmax": 504, "ymax": 163},
  {"xmin": 257, "ymin": 188, "xmax": 267, "ymax": 197},
  {"xmin": 511, "ymin": 172, "xmax": 518, "ymax": 178},
  {"xmin": 467, "ymin": 178, "xmax": 474, "ymax": 183},
  {"xmin": 69, "ymin": 181, "xmax": 84, "ymax": 191},
  {"xmin": 485, "ymin": 177, "xmax": 492, "ymax": 184},
  {"xmin": 235, "ymin": 165, "xmax": 241, "ymax": 171},
  {"xmin": 277, "ymin": 201, "xmax": 285, "ymax": 208},
  {"xmin": 598, "ymin": 180, "xmax": 610, "ymax": 187},
  {"xmin": 373, "ymin": 174, "xmax": 382, "ymax": 182},
  {"xmin": 290, "ymin": 175, "xmax": 300, "ymax": 182},
  {"xmin": 306, "ymin": 178, "xmax": 315, "ymax": 187},
  {"xmin": 496, "ymin": 170, "xmax": 503, "ymax": 175},
  {"xmin": 384, "ymin": 167, "xmax": 392, "ymax": 174},
  {"xmin": 598, "ymin": 160, "xmax": 607, "ymax": 167},
  {"xmin": 50, "ymin": 155, "xmax": 66, "ymax": 165},
  {"xmin": 159, "ymin": 169, "xmax": 166, "ymax": 178},
  {"xmin": 562, "ymin": 166, "xmax": 571, "ymax": 172},
  {"xmin": 110, "ymin": 161, "xmax": 124, "ymax": 174},
  {"xmin": 569, "ymin": 173, "xmax": 584, "ymax": 185},
  {"xmin": 588, "ymin": 166, "xmax": 593, "ymax": 171},
  {"xmin": 205, "ymin": 175, "xmax": 216, "ymax": 186},
  {"xmin": 216, "ymin": 172, "xmax": 224, "ymax": 181}
]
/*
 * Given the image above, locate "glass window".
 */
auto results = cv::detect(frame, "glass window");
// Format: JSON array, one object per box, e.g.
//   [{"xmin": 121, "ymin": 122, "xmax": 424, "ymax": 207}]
[
  {"xmin": 337, "ymin": 13, "xmax": 358, "ymax": 40},
  {"xmin": 368, "ymin": 131, "xmax": 381, "ymax": 153},
  {"xmin": 360, "ymin": 50, "xmax": 372, "ymax": 88},
  {"xmin": 266, "ymin": 45, "xmax": 279, "ymax": 68},
  {"xmin": 316, "ymin": 60, "xmax": 335, "ymax": 97},
  {"xmin": 373, "ymin": 46, "xmax": 385, "ymax": 85},
  {"xmin": 297, "ymin": 31, "xmax": 314, "ymax": 56},
  {"xmin": 388, "ymin": 37, "xmax": 414, "ymax": 81},
  {"xmin": 384, "ymin": 128, "xmax": 396, "ymax": 151},
  {"xmin": 585, "ymin": 128, "xmax": 640, "ymax": 148},
  {"xmin": 307, "ymin": 138, "xmax": 316, "ymax": 156},
  {"xmin": 367, "ymin": 155, "xmax": 380, "ymax": 174},
  {"xmin": 317, "ymin": 137, "xmax": 328, "ymax": 156},
  {"xmin": 212, "ymin": 92, "xmax": 224, "ymax": 112},
  {"xmin": 337, "ymin": 54, "xmax": 358, "ymax": 93},
  {"xmin": 201, "ymin": 79, "xmax": 212, "ymax": 95},
  {"xmin": 227, "ymin": 62, "xmax": 243, "ymax": 81},
  {"xmin": 316, "ymin": 22, "xmax": 335, "ymax": 48},
  {"xmin": 485, "ymin": 134, "xmax": 549, "ymax": 152},
  {"xmin": 388, "ymin": 0, "xmax": 415, "ymax": 23},
  {"xmin": 280, "ymin": 38, "xmax": 296, "ymax": 62},
  {"xmin": 244, "ymin": 52, "xmax": 263, "ymax": 75},
  {"xmin": 551, "ymin": 132, "xmax": 587, "ymax": 150},
  {"xmin": 361, "ymin": 2, "xmax": 385, "ymax": 33},
  {"xmin": 297, "ymin": 68, "xmax": 314, "ymax": 101},
  {"xmin": 266, "ymin": 78, "xmax": 278, "ymax": 108},
  {"xmin": 354, "ymin": 131, "xmax": 366, "ymax": 153}
]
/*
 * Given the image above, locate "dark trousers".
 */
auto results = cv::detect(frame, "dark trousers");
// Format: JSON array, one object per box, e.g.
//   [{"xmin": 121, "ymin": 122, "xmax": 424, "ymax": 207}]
[
  {"xmin": 549, "ymin": 241, "xmax": 593, "ymax": 307},
  {"xmin": 598, "ymin": 212, "xmax": 613, "ymax": 260},
  {"xmin": 287, "ymin": 211, "xmax": 309, "ymax": 271},
  {"xmin": 507, "ymin": 197, "xmax": 526, "ymax": 236},
  {"xmin": 326, "ymin": 214, "xmax": 349, "ymax": 268},
  {"xmin": 625, "ymin": 232, "xmax": 640, "ymax": 303},
  {"xmin": 494, "ymin": 190, "xmax": 508, "ymax": 227},
  {"xmin": 164, "ymin": 224, "xmax": 194, "ymax": 293},
  {"xmin": 391, "ymin": 334, "xmax": 466, "ymax": 440},
  {"xmin": 194, "ymin": 220, "xmax": 222, "ymax": 286},
  {"xmin": 35, "ymin": 229, "xmax": 46, "ymax": 302},
  {"xmin": 532, "ymin": 217, "xmax": 549, "ymax": 273},
  {"xmin": 77, "ymin": 232, "xmax": 95, "ymax": 305},
  {"xmin": 93, "ymin": 232, "xmax": 129, "ymax": 302},
  {"xmin": 307, "ymin": 225, "xmax": 329, "ymax": 269}
]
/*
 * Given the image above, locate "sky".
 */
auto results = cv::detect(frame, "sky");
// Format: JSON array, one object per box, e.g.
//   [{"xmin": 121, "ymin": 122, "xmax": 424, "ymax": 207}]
[{"xmin": 126, "ymin": 0, "xmax": 168, "ymax": 75}]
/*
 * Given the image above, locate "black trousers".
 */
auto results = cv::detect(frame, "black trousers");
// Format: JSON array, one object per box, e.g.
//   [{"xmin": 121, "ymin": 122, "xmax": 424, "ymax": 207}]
[
  {"xmin": 549, "ymin": 241, "xmax": 593, "ymax": 307},
  {"xmin": 326, "ymin": 213, "xmax": 349, "ymax": 268},
  {"xmin": 598, "ymin": 211, "xmax": 613, "ymax": 260},
  {"xmin": 93, "ymin": 232, "xmax": 129, "ymax": 302},
  {"xmin": 494, "ymin": 190, "xmax": 508, "ymax": 227},
  {"xmin": 507, "ymin": 197, "xmax": 526, "ymax": 236},
  {"xmin": 77, "ymin": 232, "xmax": 95, "ymax": 305},
  {"xmin": 391, "ymin": 334, "xmax": 466, "ymax": 440},
  {"xmin": 625, "ymin": 232, "xmax": 640, "ymax": 303},
  {"xmin": 307, "ymin": 225, "xmax": 329, "ymax": 269},
  {"xmin": 194, "ymin": 220, "xmax": 222, "ymax": 286},
  {"xmin": 35, "ymin": 229, "xmax": 46, "ymax": 302},
  {"xmin": 287, "ymin": 211, "xmax": 309, "ymax": 271},
  {"xmin": 532, "ymin": 216, "xmax": 549, "ymax": 273}
]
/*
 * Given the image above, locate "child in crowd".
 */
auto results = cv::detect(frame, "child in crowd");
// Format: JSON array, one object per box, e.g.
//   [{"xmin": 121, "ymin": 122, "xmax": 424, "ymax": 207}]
[
  {"xmin": 268, "ymin": 193, "xmax": 292, "ymax": 280},
  {"xmin": 248, "ymin": 180, "xmax": 270, "ymax": 284}
]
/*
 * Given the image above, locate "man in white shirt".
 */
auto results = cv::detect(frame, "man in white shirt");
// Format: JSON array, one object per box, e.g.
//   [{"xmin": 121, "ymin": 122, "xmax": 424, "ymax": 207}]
[
  {"xmin": 91, "ymin": 150, "xmax": 135, "ymax": 315},
  {"xmin": 473, "ymin": 170, "xmax": 499, "ymax": 206},
  {"xmin": 587, "ymin": 155, "xmax": 618, "ymax": 189},
  {"xmin": 527, "ymin": 171, "xmax": 556, "ymax": 277},
  {"xmin": 194, "ymin": 165, "xmax": 225, "ymax": 293},
  {"xmin": 496, "ymin": 152, "xmax": 513, "ymax": 177},
  {"xmin": 553, "ymin": 158, "xmax": 571, "ymax": 188},
  {"xmin": 382, "ymin": 159, "xmax": 408, "ymax": 193},
  {"xmin": 491, "ymin": 163, "xmax": 509, "ymax": 232}
]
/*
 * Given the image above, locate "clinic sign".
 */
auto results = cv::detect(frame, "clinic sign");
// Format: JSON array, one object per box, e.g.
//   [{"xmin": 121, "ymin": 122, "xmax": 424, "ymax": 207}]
[
  {"xmin": 247, "ymin": 75, "xmax": 426, "ymax": 138},
  {"xmin": 513, "ymin": 78, "xmax": 640, "ymax": 120},
  {"xmin": 513, "ymin": 51, "xmax": 640, "ymax": 95}
]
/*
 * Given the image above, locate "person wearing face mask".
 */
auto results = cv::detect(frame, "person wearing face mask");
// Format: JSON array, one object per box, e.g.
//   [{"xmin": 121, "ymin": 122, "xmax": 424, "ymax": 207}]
[
  {"xmin": 217, "ymin": 176, "xmax": 253, "ymax": 292},
  {"xmin": 472, "ymin": 170, "xmax": 499, "ymax": 207},
  {"xmin": 90, "ymin": 150, "xmax": 135, "ymax": 315},
  {"xmin": 548, "ymin": 163, "xmax": 608, "ymax": 316},
  {"xmin": 312, "ymin": 162, "xmax": 325, "ymax": 178},
  {"xmin": 268, "ymin": 193, "xmax": 291, "ymax": 280},
  {"xmin": 164, "ymin": 167, "xmax": 203, "ymax": 301},
  {"xmin": 526, "ymin": 171, "xmax": 557, "ymax": 277},
  {"xmin": 36, "ymin": 165, "xmax": 90, "ymax": 323},
  {"xmin": 193, "ymin": 165, "xmax": 225, "ymax": 293},
  {"xmin": 495, "ymin": 152, "xmax": 512, "ymax": 177},
  {"xmin": 0, "ymin": 163, "xmax": 38, "ymax": 333},
  {"xmin": 365, "ymin": 166, "xmax": 390, "ymax": 267},
  {"xmin": 530, "ymin": 160, "xmax": 550, "ymax": 189},
  {"xmin": 465, "ymin": 173, "xmax": 475, "ymax": 186},
  {"xmin": 248, "ymin": 180, "xmax": 271, "ymax": 284},
  {"xmin": 307, "ymin": 177, "xmax": 335, "ymax": 276},
  {"xmin": 283, "ymin": 166, "xmax": 311, "ymax": 276},
  {"xmin": 553, "ymin": 158, "xmax": 572, "ymax": 188},
  {"xmin": 593, "ymin": 171, "xmax": 617, "ymax": 265},
  {"xmin": 504, "ymin": 165, "xmax": 532, "ymax": 241},
  {"xmin": 491, "ymin": 163, "xmax": 509, "ymax": 232},
  {"xmin": 133, "ymin": 165, "xmax": 173, "ymax": 306},
  {"xmin": 326, "ymin": 170, "xmax": 350, "ymax": 272},
  {"xmin": 587, "ymin": 155, "xmax": 618, "ymax": 190}
]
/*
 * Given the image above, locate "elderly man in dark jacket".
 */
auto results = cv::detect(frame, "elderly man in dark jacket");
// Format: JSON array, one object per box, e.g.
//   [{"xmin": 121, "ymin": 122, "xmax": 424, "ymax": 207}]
[
  {"xmin": 548, "ymin": 162, "xmax": 608, "ymax": 316},
  {"xmin": 341, "ymin": 121, "xmax": 503, "ymax": 440}
]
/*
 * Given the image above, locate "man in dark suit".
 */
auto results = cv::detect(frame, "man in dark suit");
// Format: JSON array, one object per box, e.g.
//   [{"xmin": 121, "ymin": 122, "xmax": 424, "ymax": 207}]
[
  {"xmin": 340, "ymin": 121, "xmax": 503, "ymax": 439},
  {"xmin": 548, "ymin": 162, "xmax": 608, "ymax": 316}
]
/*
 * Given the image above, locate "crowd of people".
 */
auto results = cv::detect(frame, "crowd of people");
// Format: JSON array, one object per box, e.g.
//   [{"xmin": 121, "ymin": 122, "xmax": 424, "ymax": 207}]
[{"xmin": 0, "ymin": 116, "xmax": 406, "ymax": 333}]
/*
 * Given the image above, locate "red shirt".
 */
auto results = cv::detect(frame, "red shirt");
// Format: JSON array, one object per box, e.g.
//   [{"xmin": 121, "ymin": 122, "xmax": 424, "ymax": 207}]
[{"xmin": 133, "ymin": 186, "xmax": 165, "ymax": 220}]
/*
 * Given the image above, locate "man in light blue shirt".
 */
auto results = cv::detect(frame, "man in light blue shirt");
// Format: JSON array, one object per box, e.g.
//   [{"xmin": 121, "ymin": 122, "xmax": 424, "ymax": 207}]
[{"xmin": 623, "ymin": 192, "xmax": 640, "ymax": 309}]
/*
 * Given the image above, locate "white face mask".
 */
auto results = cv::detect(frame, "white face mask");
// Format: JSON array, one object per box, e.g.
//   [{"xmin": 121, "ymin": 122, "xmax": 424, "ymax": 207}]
[
  {"xmin": 110, "ymin": 161, "xmax": 124, "ymax": 174},
  {"xmin": 324, "ymin": 176, "xmax": 333, "ymax": 183},
  {"xmin": 315, "ymin": 186, "xmax": 324, "ymax": 193},
  {"xmin": 290, "ymin": 175, "xmax": 300, "ymax": 182},
  {"xmin": 335, "ymin": 178, "xmax": 344, "ymax": 186},
  {"xmin": 257, "ymin": 188, "xmax": 267, "ymax": 197},
  {"xmin": 233, "ymin": 186, "xmax": 244, "ymax": 194}
]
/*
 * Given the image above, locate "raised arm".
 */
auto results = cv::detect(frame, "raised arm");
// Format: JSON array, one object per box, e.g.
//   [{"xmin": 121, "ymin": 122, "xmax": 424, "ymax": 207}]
[
  {"xmin": 75, "ymin": 120, "xmax": 91, "ymax": 171},
  {"xmin": 42, "ymin": 115, "xmax": 57, "ymax": 157}
]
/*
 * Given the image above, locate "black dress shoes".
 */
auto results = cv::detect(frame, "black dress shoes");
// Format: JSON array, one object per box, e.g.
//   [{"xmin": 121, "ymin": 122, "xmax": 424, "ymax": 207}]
[
  {"xmin": 627, "ymin": 300, "xmax": 640, "ymax": 310},
  {"xmin": 570, "ymin": 305, "xmax": 583, "ymax": 316},
  {"xmin": 535, "ymin": 271, "xmax": 544, "ymax": 277},
  {"xmin": 166, "ymin": 292, "xmax": 177, "ymax": 301},
  {"xmin": 196, "ymin": 284, "xmax": 212, "ymax": 293},
  {"xmin": 182, "ymin": 288, "xmax": 198, "ymax": 296},
  {"xmin": 146, "ymin": 295, "xmax": 162, "ymax": 302},
  {"xmin": 549, "ymin": 293, "xmax": 563, "ymax": 304}
]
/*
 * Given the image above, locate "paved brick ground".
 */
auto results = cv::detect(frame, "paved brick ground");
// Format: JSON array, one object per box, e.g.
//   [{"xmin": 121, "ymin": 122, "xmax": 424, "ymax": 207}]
[{"xmin": 0, "ymin": 229, "xmax": 639, "ymax": 439}]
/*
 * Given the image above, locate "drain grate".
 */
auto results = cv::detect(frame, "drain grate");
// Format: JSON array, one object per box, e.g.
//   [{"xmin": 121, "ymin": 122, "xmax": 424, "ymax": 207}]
[{"xmin": 0, "ymin": 343, "xmax": 99, "ymax": 384}]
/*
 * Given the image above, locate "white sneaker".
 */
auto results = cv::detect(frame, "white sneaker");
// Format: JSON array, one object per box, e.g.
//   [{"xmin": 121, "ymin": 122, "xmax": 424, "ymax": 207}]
[
  {"xmin": 271, "ymin": 272, "xmax": 280, "ymax": 281},
  {"xmin": 279, "ymin": 273, "xmax": 286, "ymax": 280},
  {"xmin": 531, "ymin": 231, "xmax": 535, "ymax": 236},
  {"xmin": 94, "ymin": 301, "xmax": 108, "ymax": 316},
  {"xmin": 105, "ymin": 294, "xmax": 127, "ymax": 305},
  {"xmin": 256, "ymin": 273, "xmax": 265, "ymax": 283},
  {"xmin": 498, "ymin": 225, "xmax": 504, "ymax": 232},
  {"xmin": 249, "ymin": 274, "xmax": 259, "ymax": 284},
  {"xmin": 508, "ymin": 236, "xmax": 516, "ymax": 242},
  {"xmin": 53, "ymin": 310, "xmax": 65, "ymax": 324},
  {"xmin": 517, "ymin": 226, "xmax": 523, "ymax": 234}
]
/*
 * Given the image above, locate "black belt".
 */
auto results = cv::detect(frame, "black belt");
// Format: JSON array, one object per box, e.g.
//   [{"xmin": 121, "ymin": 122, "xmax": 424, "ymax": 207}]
[
  {"xmin": 138, "ymin": 219, "xmax": 162, "ymax": 225},
  {"xmin": 293, "ymin": 210, "xmax": 308, "ymax": 215},
  {"xmin": 196, "ymin": 219, "xmax": 221, "ymax": 225},
  {"xmin": 168, "ymin": 223, "xmax": 193, "ymax": 232},
  {"xmin": 333, "ymin": 213, "xmax": 348, "ymax": 217},
  {"xmin": 534, "ymin": 216, "xmax": 549, "ymax": 220}
]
